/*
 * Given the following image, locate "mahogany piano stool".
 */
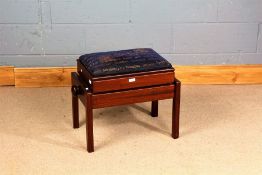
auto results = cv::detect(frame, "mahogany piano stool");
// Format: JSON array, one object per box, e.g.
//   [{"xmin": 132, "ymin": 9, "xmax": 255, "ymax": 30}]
[{"xmin": 71, "ymin": 48, "xmax": 181, "ymax": 153}]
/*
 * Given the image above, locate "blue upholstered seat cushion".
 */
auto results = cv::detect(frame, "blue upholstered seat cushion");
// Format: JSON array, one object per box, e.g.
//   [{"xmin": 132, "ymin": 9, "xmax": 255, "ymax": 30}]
[{"xmin": 79, "ymin": 48, "xmax": 173, "ymax": 77}]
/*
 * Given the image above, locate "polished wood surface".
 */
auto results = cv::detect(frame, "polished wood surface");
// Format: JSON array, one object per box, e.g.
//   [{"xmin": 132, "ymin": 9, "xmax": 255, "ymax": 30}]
[
  {"xmin": 151, "ymin": 100, "xmax": 158, "ymax": 117},
  {"xmin": 71, "ymin": 72, "xmax": 88, "ymax": 106},
  {"xmin": 86, "ymin": 93, "xmax": 94, "ymax": 153},
  {"xmin": 71, "ymin": 77, "xmax": 80, "ymax": 129},
  {"xmin": 0, "ymin": 66, "xmax": 15, "ymax": 86},
  {"xmin": 92, "ymin": 85, "xmax": 174, "ymax": 109},
  {"xmin": 93, "ymin": 71, "xmax": 174, "ymax": 93},
  {"xmin": 172, "ymin": 78, "xmax": 181, "ymax": 139}
]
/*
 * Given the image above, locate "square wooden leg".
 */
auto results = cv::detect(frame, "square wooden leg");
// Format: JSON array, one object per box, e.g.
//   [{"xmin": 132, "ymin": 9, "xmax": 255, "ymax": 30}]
[
  {"xmin": 86, "ymin": 93, "xmax": 94, "ymax": 153},
  {"xmin": 172, "ymin": 79, "xmax": 181, "ymax": 139},
  {"xmin": 72, "ymin": 87, "xmax": 79, "ymax": 129},
  {"xmin": 151, "ymin": 100, "xmax": 158, "ymax": 117}
]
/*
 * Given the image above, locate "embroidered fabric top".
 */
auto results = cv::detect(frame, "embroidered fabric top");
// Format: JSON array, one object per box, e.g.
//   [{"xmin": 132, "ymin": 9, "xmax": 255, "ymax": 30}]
[{"xmin": 79, "ymin": 48, "xmax": 173, "ymax": 77}]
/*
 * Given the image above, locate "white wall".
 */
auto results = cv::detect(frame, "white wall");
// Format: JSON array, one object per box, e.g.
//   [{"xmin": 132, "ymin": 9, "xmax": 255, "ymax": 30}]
[{"xmin": 0, "ymin": 0, "xmax": 261, "ymax": 67}]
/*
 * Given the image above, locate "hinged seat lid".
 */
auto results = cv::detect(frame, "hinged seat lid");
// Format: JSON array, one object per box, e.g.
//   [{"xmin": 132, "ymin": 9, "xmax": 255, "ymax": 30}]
[{"xmin": 79, "ymin": 48, "xmax": 173, "ymax": 77}]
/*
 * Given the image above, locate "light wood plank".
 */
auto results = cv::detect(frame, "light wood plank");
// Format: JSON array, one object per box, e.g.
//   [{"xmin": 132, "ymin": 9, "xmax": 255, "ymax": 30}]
[
  {"xmin": 62, "ymin": 67, "xmax": 77, "ymax": 86},
  {"xmin": 0, "ymin": 66, "xmax": 15, "ymax": 86},
  {"xmin": 175, "ymin": 65, "xmax": 262, "ymax": 84},
  {"xmin": 10, "ymin": 65, "xmax": 262, "ymax": 87},
  {"xmin": 14, "ymin": 67, "xmax": 77, "ymax": 87}
]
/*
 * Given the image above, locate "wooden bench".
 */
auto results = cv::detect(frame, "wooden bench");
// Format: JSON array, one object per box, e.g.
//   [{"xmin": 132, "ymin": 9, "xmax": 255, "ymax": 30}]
[{"xmin": 71, "ymin": 48, "xmax": 181, "ymax": 152}]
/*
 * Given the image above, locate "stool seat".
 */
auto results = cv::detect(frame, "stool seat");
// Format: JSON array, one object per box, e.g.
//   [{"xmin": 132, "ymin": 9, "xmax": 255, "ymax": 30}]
[{"xmin": 79, "ymin": 48, "xmax": 173, "ymax": 77}]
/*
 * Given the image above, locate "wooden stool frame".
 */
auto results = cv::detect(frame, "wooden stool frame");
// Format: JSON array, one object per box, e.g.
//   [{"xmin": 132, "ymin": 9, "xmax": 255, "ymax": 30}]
[{"xmin": 71, "ymin": 72, "xmax": 181, "ymax": 153}]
